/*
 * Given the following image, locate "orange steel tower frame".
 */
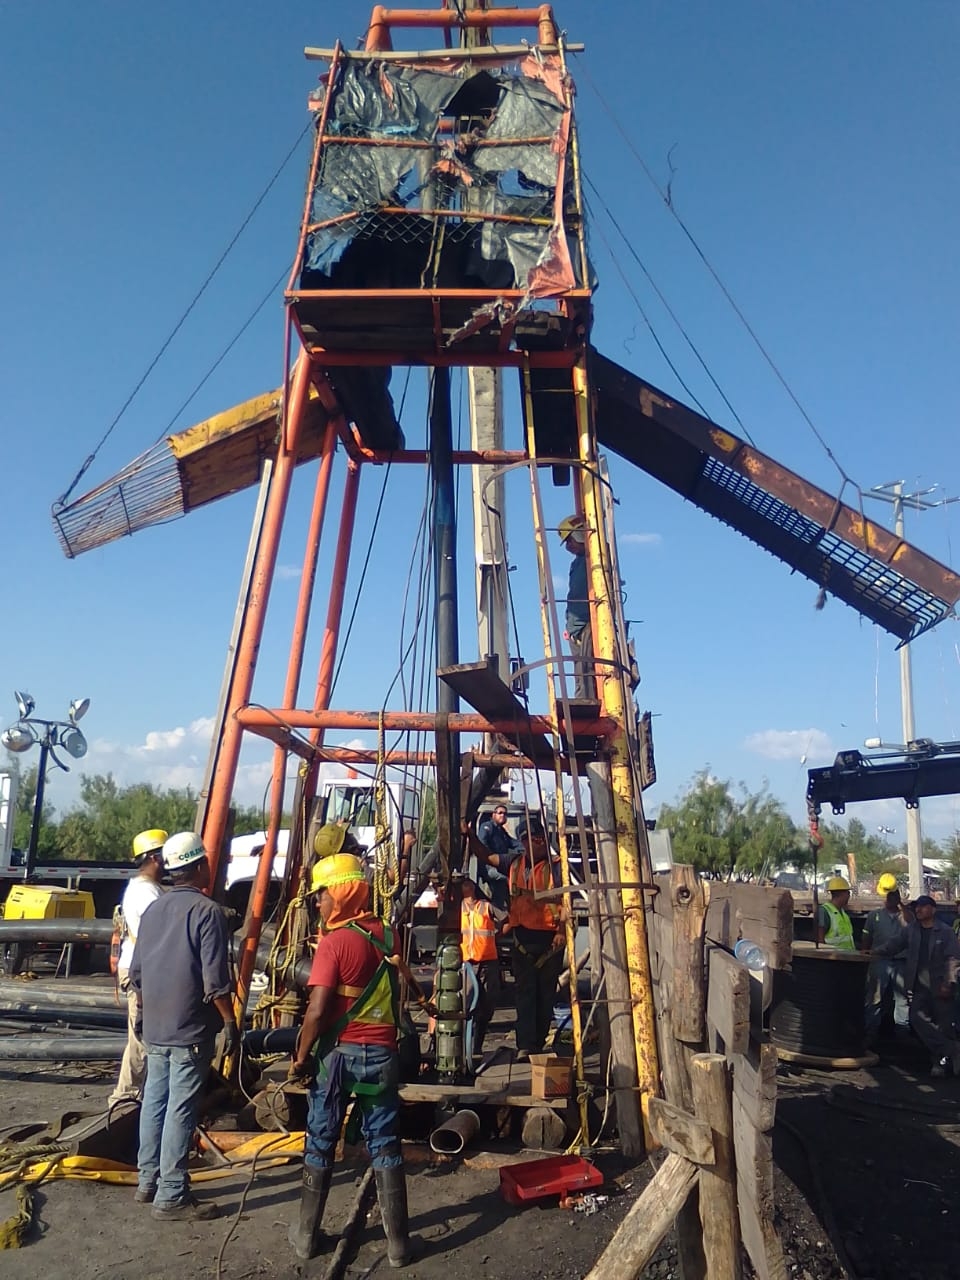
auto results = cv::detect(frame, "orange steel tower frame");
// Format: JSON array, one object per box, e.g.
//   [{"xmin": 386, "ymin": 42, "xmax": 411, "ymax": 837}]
[{"xmin": 196, "ymin": 2, "xmax": 660, "ymax": 1130}]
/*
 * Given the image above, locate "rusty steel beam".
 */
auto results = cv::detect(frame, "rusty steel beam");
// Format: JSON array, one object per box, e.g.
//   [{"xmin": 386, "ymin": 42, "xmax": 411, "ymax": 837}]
[{"xmin": 590, "ymin": 349, "xmax": 960, "ymax": 640}]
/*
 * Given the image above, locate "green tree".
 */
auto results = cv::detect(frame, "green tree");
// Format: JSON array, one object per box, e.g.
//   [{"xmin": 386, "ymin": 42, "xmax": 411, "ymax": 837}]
[
  {"xmin": 10, "ymin": 763, "xmax": 61, "ymax": 858},
  {"xmin": 55, "ymin": 774, "xmax": 266, "ymax": 862},
  {"xmin": 656, "ymin": 770, "xmax": 805, "ymax": 878}
]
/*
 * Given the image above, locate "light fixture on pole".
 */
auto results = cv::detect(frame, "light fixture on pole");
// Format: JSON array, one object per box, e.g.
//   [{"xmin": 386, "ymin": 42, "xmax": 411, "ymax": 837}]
[
  {"xmin": 865, "ymin": 481, "xmax": 960, "ymax": 898},
  {"xmin": 1, "ymin": 692, "xmax": 91, "ymax": 879}
]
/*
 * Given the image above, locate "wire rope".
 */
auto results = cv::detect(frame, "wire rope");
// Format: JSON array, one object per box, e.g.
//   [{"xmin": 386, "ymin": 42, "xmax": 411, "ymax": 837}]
[
  {"xmin": 584, "ymin": 174, "xmax": 756, "ymax": 446},
  {"xmin": 577, "ymin": 59, "xmax": 855, "ymax": 488},
  {"xmin": 56, "ymin": 120, "xmax": 314, "ymax": 509}
]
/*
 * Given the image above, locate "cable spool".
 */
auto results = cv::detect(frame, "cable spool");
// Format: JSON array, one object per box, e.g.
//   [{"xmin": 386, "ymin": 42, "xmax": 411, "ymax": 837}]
[{"xmin": 770, "ymin": 942, "xmax": 871, "ymax": 1063}]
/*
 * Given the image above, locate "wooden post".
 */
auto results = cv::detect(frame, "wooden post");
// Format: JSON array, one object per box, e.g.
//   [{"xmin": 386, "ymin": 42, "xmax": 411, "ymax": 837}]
[
  {"xmin": 587, "ymin": 761, "xmax": 643, "ymax": 1157},
  {"xmin": 691, "ymin": 1053, "xmax": 740, "ymax": 1280},
  {"xmin": 583, "ymin": 1153, "xmax": 698, "ymax": 1280},
  {"xmin": 670, "ymin": 865, "xmax": 706, "ymax": 1043}
]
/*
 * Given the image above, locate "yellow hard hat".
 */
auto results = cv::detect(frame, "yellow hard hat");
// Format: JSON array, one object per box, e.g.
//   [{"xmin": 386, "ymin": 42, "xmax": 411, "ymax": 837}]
[
  {"xmin": 132, "ymin": 828, "xmax": 168, "ymax": 860},
  {"xmin": 827, "ymin": 876, "xmax": 850, "ymax": 892},
  {"xmin": 314, "ymin": 823, "xmax": 349, "ymax": 859},
  {"xmin": 877, "ymin": 873, "xmax": 898, "ymax": 895},
  {"xmin": 558, "ymin": 514, "xmax": 584, "ymax": 543},
  {"xmin": 310, "ymin": 853, "xmax": 366, "ymax": 894}
]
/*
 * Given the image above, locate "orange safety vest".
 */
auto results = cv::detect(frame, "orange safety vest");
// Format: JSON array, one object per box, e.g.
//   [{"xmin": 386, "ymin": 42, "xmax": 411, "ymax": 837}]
[
  {"xmin": 507, "ymin": 856, "xmax": 561, "ymax": 933},
  {"xmin": 461, "ymin": 900, "xmax": 498, "ymax": 963}
]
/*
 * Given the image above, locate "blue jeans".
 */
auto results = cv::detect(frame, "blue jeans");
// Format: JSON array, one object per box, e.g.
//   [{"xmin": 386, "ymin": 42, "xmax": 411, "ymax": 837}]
[
  {"xmin": 864, "ymin": 959, "xmax": 910, "ymax": 1041},
  {"xmin": 138, "ymin": 1038, "xmax": 215, "ymax": 1206},
  {"xmin": 305, "ymin": 1043, "xmax": 401, "ymax": 1171}
]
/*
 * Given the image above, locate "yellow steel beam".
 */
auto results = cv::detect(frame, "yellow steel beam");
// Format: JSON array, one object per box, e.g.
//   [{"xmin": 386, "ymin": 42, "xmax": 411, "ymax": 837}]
[{"xmin": 573, "ymin": 355, "xmax": 660, "ymax": 1142}]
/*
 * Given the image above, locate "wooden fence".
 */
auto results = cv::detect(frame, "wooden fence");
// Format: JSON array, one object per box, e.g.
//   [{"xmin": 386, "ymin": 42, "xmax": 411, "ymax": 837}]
[{"xmin": 587, "ymin": 867, "xmax": 793, "ymax": 1280}]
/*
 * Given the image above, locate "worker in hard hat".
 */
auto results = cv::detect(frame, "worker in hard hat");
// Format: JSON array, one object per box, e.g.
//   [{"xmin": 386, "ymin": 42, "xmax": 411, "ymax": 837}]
[
  {"xmin": 505, "ymin": 816, "xmax": 567, "ymax": 1059},
  {"xmin": 816, "ymin": 876, "xmax": 855, "ymax": 950},
  {"xmin": 872, "ymin": 895, "xmax": 960, "ymax": 1077},
  {"xmin": 861, "ymin": 875, "xmax": 911, "ymax": 1047},
  {"xmin": 107, "ymin": 829, "xmax": 168, "ymax": 1107},
  {"xmin": 460, "ymin": 876, "xmax": 505, "ymax": 1060},
  {"xmin": 130, "ymin": 832, "xmax": 237, "ymax": 1221},
  {"xmin": 558, "ymin": 514, "xmax": 594, "ymax": 698},
  {"xmin": 288, "ymin": 823, "xmax": 424, "ymax": 1267}
]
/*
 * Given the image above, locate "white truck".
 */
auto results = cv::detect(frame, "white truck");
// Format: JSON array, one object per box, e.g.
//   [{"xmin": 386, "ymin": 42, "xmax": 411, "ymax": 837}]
[{"xmin": 223, "ymin": 776, "xmax": 421, "ymax": 919}]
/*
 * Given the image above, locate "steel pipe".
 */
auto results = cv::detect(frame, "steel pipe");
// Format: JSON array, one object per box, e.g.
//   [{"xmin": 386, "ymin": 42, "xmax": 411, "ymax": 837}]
[
  {"xmin": 0, "ymin": 982, "xmax": 118, "ymax": 1009},
  {"xmin": 0, "ymin": 919, "xmax": 113, "ymax": 943},
  {"xmin": 0, "ymin": 1034, "xmax": 124, "ymax": 1060},
  {"xmin": 429, "ymin": 1108, "xmax": 480, "ymax": 1155},
  {"xmin": 0, "ymin": 1006, "xmax": 125, "ymax": 1030}
]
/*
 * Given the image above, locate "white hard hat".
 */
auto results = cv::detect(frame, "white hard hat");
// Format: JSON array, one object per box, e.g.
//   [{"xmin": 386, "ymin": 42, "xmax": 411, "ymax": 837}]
[{"xmin": 162, "ymin": 831, "xmax": 207, "ymax": 871}]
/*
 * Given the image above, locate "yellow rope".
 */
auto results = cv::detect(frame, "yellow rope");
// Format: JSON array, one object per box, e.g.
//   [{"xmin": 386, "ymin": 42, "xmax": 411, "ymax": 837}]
[{"xmin": 372, "ymin": 711, "xmax": 399, "ymax": 921}]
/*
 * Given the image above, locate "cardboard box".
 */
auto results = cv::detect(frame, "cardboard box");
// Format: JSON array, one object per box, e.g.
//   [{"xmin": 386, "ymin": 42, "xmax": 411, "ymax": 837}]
[{"xmin": 529, "ymin": 1053, "xmax": 571, "ymax": 1099}]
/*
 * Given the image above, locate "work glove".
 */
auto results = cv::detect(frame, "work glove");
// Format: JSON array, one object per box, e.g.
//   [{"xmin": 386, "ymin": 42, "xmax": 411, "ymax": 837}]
[
  {"xmin": 287, "ymin": 1058, "xmax": 315, "ymax": 1085},
  {"xmin": 221, "ymin": 1020, "xmax": 240, "ymax": 1057}
]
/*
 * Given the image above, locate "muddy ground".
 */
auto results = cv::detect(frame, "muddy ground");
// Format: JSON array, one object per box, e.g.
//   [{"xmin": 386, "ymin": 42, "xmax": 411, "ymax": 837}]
[{"xmin": 2, "ymin": 973, "xmax": 956, "ymax": 1279}]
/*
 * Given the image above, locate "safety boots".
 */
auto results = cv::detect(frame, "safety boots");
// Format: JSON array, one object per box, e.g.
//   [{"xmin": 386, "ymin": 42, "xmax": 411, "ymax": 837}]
[
  {"xmin": 289, "ymin": 1164, "xmax": 333, "ymax": 1260},
  {"xmin": 374, "ymin": 1166, "xmax": 424, "ymax": 1268}
]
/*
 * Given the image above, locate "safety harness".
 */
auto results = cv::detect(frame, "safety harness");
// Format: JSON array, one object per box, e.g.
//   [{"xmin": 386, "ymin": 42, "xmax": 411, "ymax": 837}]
[{"xmin": 312, "ymin": 923, "xmax": 399, "ymax": 1142}]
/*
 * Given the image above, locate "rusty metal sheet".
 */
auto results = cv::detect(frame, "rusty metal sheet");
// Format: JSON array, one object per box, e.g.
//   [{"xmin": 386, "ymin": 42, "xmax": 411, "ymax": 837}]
[{"xmin": 590, "ymin": 349, "xmax": 960, "ymax": 642}]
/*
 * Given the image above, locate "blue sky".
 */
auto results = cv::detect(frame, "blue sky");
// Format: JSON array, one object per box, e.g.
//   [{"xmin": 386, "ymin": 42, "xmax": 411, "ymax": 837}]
[{"xmin": 2, "ymin": 2, "xmax": 959, "ymax": 845}]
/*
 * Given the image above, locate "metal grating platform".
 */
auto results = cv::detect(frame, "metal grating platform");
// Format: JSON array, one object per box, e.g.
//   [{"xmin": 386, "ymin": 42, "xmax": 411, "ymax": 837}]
[
  {"xmin": 590, "ymin": 349, "xmax": 960, "ymax": 644},
  {"xmin": 699, "ymin": 456, "xmax": 950, "ymax": 641}
]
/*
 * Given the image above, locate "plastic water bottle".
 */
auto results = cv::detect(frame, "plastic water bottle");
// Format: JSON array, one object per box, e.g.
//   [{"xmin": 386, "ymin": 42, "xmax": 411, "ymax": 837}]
[{"xmin": 734, "ymin": 939, "xmax": 766, "ymax": 971}]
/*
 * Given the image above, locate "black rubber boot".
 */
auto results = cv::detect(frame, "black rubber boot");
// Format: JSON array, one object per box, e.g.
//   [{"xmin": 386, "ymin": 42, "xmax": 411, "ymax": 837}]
[
  {"xmin": 288, "ymin": 1165, "xmax": 333, "ymax": 1260},
  {"xmin": 374, "ymin": 1166, "xmax": 424, "ymax": 1269}
]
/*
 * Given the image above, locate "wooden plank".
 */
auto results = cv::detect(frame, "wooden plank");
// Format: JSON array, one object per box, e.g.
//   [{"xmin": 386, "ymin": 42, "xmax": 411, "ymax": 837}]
[
  {"xmin": 670, "ymin": 865, "xmax": 707, "ymax": 1043},
  {"xmin": 704, "ymin": 884, "xmax": 793, "ymax": 969},
  {"xmin": 691, "ymin": 1054, "xmax": 740, "ymax": 1280},
  {"xmin": 583, "ymin": 1153, "xmax": 698, "ymax": 1280},
  {"xmin": 706, "ymin": 946, "xmax": 750, "ymax": 1055},
  {"xmin": 647, "ymin": 1096, "xmax": 715, "ymax": 1166},
  {"xmin": 731, "ymin": 1040, "xmax": 778, "ymax": 1133},
  {"xmin": 733, "ymin": 1093, "xmax": 786, "ymax": 1280},
  {"xmin": 398, "ymin": 1082, "xmax": 565, "ymax": 1110}
]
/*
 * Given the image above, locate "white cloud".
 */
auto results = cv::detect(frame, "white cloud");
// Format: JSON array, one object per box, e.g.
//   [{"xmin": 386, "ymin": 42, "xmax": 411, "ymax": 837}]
[
  {"xmin": 744, "ymin": 728, "xmax": 833, "ymax": 763},
  {"xmin": 620, "ymin": 532, "xmax": 662, "ymax": 547},
  {"xmin": 276, "ymin": 564, "xmax": 302, "ymax": 581}
]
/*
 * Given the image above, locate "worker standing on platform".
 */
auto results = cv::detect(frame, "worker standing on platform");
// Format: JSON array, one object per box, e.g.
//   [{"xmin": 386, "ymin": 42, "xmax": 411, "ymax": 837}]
[
  {"xmin": 861, "ymin": 876, "xmax": 911, "ymax": 1047},
  {"xmin": 460, "ymin": 877, "xmax": 504, "ymax": 1060},
  {"xmin": 816, "ymin": 876, "xmax": 855, "ymax": 950},
  {"xmin": 476, "ymin": 804, "xmax": 523, "ymax": 909},
  {"xmin": 108, "ymin": 828, "xmax": 167, "ymax": 1106},
  {"xmin": 288, "ymin": 828, "xmax": 424, "ymax": 1267},
  {"xmin": 505, "ymin": 816, "xmax": 566, "ymax": 1060},
  {"xmin": 559, "ymin": 514, "xmax": 593, "ymax": 699},
  {"xmin": 131, "ymin": 832, "xmax": 237, "ymax": 1220},
  {"xmin": 873, "ymin": 895, "xmax": 960, "ymax": 1077}
]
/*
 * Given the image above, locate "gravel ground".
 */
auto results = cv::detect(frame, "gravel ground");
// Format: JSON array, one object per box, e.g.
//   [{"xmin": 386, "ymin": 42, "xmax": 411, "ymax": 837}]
[{"xmin": 8, "ymin": 970, "xmax": 949, "ymax": 1279}]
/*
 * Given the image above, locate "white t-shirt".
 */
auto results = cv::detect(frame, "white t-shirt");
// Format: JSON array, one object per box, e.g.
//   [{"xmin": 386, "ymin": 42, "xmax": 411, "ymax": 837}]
[{"xmin": 118, "ymin": 876, "xmax": 164, "ymax": 973}]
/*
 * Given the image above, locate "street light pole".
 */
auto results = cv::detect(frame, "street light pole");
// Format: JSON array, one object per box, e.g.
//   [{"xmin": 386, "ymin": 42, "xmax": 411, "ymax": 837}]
[
  {"xmin": 1, "ymin": 693, "xmax": 91, "ymax": 882},
  {"xmin": 867, "ymin": 481, "xmax": 959, "ymax": 898},
  {"xmin": 24, "ymin": 734, "xmax": 52, "ymax": 881}
]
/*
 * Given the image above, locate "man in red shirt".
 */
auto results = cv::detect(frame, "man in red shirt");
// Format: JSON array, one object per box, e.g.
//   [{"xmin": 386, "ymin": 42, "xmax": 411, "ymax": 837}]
[{"xmin": 289, "ymin": 830, "xmax": 423, "ymax": 1268}]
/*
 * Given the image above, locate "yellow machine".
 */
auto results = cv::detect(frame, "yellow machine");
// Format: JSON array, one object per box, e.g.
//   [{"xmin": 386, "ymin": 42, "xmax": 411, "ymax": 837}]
[{"xmin": 2, "ymin": 884, "xmax": 95, "ymax": 921}]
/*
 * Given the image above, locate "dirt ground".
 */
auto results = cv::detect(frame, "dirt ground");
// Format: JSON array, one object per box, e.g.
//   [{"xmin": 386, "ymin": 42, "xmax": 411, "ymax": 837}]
[{"xmin": 3, "ymin": 975, "xmax": 955, "ymax": 1279}]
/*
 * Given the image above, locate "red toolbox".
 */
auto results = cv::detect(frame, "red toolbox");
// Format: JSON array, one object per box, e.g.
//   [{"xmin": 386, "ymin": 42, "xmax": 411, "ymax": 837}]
[{"xmin": 499, "ymin": 1154, "xmax": 604, "ymax": 1206}]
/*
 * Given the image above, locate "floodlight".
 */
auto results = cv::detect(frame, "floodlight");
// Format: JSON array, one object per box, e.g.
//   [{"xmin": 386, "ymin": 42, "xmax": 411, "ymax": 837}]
[
  {"xmin": 1, "ymin": 724, "xmax": 35, "ymax": 753},
  {"xmin": 14, "ymin": 691, "xmax": 35, "ymax": 719},
  {"xmin": 58, "ymin": 725, "xmax": 88, "ymax": 760},
  {"xmin": 69, "ymin": 697, "xmax": 90, "ymax": 723},
  {"xmin": 863, "ymin": 737, "xmax": 882, "ymax": 749}
]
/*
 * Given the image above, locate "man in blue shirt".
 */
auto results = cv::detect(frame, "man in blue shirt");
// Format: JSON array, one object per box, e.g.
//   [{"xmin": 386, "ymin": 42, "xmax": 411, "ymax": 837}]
[
  {"xmin": 130, "ymin": 831, "xmax": 238, "ymax": 1221},
  {"xmin": 559, "ymin": 515, "xmax": 593, "ymax": 698},
  {"xmin": 476, "ymin": 804, "xmax": 523, "ymax": 910}
]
